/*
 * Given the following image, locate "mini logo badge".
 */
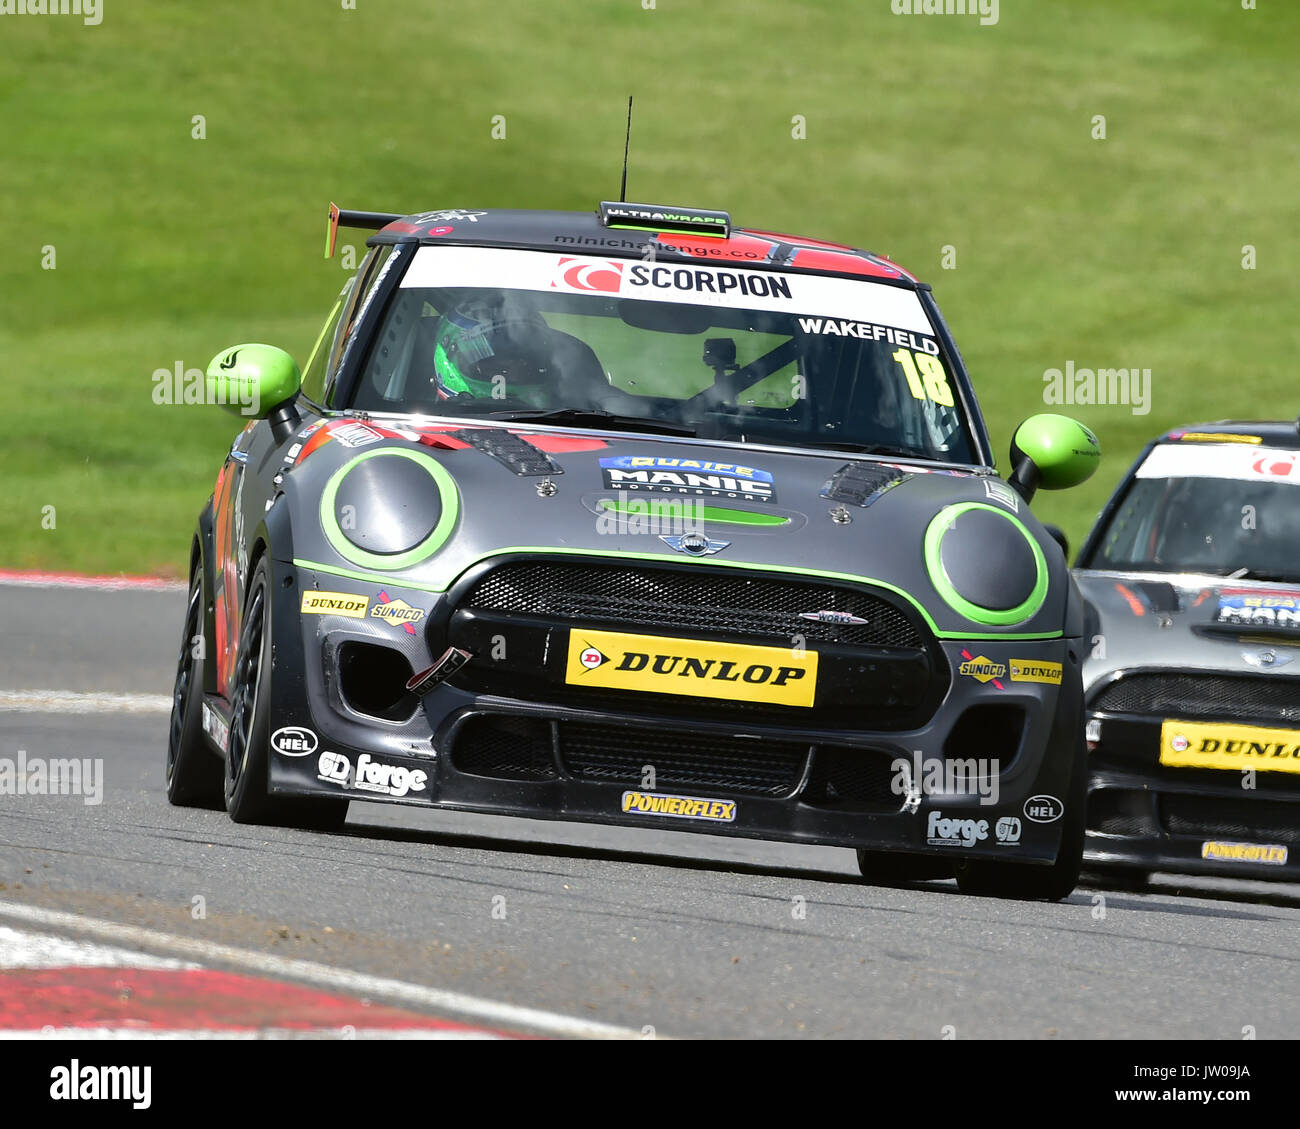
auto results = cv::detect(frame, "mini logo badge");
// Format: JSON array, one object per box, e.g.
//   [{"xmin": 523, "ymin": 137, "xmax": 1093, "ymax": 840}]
[
  {"xmin": 1023, "ymin": 794, "xmax": 1064, "ymax": 823},
  {"xmin": 660, "ymin": 532, "xmax": 730, "ymax": 556},
  {"xmin": 995, "ymin": 816, "xmax": 1022, "ymax": 844},
  {"xmin": 271, "ymin": 726, "xmax": 318, "ymax": 758},
  {"xmin": 799, "ymin": 610, "xmax": 869, "ymax": 626},
  {"xmin": 1243, "ymin": 649, "xmax": 1293, "ymax": 669},
  {"xmin": 1170, "ymin": 734, "xmax": 1190, "ymax": 752},
  {"xmin": 578, "ymin": 646, "xmax": 607, "ymax": 670}
]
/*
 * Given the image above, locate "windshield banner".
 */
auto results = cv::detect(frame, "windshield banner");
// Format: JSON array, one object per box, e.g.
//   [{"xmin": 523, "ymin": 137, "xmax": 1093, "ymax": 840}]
[{"xmin": 399, "ymin": 246, "xmax": 935, "ymax": 332}]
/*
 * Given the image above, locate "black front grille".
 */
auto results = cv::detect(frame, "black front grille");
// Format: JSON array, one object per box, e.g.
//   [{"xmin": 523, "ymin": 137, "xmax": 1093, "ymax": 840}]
[
  {"xmin": 1161, "ymin": 793, "xmax": 1300, "ymax": 844},
  {"xmin": 560, "ymin": 721, "xmax": 809, "ymax": 797},
  {"xmin": 461, "ymin": 561, "xmax": 924, "ymax": 649},
  {"xmin": 804, "ymin": 747, "xmax": 901, "ymax": 811},
  {"xmin": 450, "ymin": 715, "xmax": 556, "ymax": 780},
  {"xmin": 1087, "ymin": 788, "xmax": 1159, "ymax": 837},
  {"xmin": 1091, "ymin": 673, "xmax": 1300, "ymax": 725}
]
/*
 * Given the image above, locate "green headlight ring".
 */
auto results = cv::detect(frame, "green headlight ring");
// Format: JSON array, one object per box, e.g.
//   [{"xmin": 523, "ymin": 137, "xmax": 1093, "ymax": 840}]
[
  {"xmin": 319, "ymin": 448, "xmax": 460, "ymax": 571},
  {"xmin": 923, "ymin": 502, "xmax": 1048, "ymax": 626}
]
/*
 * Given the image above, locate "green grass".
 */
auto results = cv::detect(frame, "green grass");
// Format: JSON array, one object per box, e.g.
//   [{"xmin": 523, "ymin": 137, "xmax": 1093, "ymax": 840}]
[{"xmin": 1, "ymin": 0, "xmax": 1297, "ymax": 573}]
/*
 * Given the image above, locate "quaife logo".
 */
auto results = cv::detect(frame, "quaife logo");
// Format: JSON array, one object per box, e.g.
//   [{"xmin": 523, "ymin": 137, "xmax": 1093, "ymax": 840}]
[
  {"xmin": 50, "ymin": 1061, "xmax": 150, "ymax": 1109},
  {"xmin": 926, "ymin": 810, "xmax": 989, "ymax": 847},
  {"xmin": 599, "ymin": 455, "xmax": 778, "ymax": 503}
]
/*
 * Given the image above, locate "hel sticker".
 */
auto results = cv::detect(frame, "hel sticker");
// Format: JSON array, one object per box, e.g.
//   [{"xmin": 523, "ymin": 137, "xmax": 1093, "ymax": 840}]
[
  {"xmin": 301, "ymin": 591, "xmax": 369, "ymax": 618},
  {"xmin": 270, "ymin": 726, "xmax": 317, "ymax": 757},
  {"xmin": 621, "ymin": 790, "xmax": 736, "ymax": 822},
  {"xmin": 1160, "ymin": 720, "xmax": 1300, "ymax": 774},
  {"xmin": 567, "ymin": 628, "xmax": 817, "ymax": 708},
  {"xmin": 1023, "ymin": 794, "xmax": 1064, "ymax": 823},
  {"xmin": 1202, "ymin": 841, "xmax": 1288, "ymax": 865},
  {"xmin": 1008, "ymin": 659, "xmax": 1063, "ymax": 684}
]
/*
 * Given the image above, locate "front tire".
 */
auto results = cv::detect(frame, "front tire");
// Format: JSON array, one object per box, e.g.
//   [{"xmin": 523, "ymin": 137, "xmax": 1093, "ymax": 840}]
[
  {"xmin": 952, "ymin": 733, "xmax": 1087, "ymax": 902},
  {"xmin": 166, "ymin": 566, "xmax": 224, "ymax": 808},
  {"xmin": 224, "ymin": 556, "xmax": 348, "ymax": 831}
]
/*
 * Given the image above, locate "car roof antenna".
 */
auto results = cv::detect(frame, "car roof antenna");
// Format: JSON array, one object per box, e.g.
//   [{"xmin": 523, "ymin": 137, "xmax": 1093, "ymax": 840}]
[{"xmin": 619, "ymin": 96, "xmax": 633, "ymax": 202}]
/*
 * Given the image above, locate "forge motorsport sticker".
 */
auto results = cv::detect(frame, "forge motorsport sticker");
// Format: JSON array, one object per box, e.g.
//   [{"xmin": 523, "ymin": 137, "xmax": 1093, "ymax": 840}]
[{"xmin": 599, "ymin": 455, "xmax": 777, "ymax": 504}]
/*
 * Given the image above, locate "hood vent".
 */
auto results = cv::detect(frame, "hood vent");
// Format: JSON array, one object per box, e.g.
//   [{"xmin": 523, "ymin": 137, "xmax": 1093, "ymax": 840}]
[
  {"xmin": 820, "ymin": 462, "xmax": 909, "ymax": 508},
  {"xmin": 450, "ymin": 428, "xmax": 561, "ymax": 477}
]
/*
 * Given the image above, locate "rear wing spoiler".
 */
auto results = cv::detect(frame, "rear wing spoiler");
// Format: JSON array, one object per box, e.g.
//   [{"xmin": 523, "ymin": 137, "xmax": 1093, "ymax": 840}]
[{"xmin": 325, "ymin": 202, "xmax": 403, "ymax": 258}]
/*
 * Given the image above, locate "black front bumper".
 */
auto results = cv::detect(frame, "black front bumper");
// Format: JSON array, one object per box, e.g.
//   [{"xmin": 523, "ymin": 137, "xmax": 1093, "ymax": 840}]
[
  {"xmin": 269, "ymin": 557, "xmax": 1085, "ymax": 864},
  {"xmin": 1085, "ymin": 715, "xmax": 1300, "ymax": 879}
]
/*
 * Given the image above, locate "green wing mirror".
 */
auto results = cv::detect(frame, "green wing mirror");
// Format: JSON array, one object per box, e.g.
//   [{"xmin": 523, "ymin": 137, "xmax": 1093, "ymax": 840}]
[
  {"xmin": 1009, "ymin": 414, "xmax": 1101, "ymax": 503},
  {"xmin": 205, "ymin": 344, "xmax": 302, "ymax": 442}
]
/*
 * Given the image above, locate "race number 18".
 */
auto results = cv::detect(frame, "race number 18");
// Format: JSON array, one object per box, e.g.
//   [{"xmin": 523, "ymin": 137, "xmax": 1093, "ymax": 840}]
[{"xmin": 892, "ymin": 348, "xmax": 954, "ymax": 407}]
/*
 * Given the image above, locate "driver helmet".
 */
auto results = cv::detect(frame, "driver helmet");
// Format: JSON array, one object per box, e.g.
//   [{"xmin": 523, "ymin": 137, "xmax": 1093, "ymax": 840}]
[{"xmin": 432, "ymin": 300, "xmax": 555, "ymax": 406}]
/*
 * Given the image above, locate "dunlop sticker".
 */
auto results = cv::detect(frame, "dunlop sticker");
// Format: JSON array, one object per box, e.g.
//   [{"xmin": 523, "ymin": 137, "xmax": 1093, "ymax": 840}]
[
  {"xmin": 301, "ymin": 591, "xmax": 368, "ymax": 618},
  {"xmin": 567, "ymin": 628, "xmax": 816, "ymax": 707}
]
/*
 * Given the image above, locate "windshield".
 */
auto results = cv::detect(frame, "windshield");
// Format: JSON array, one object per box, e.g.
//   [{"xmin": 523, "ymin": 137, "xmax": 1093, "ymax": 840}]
[
  {"xmin": 1084, "ymin": 442, "xmax": 1300, "ymax": 581},
  {"xmin": 348, "ymin": 246, "xmax": 978, "ymax": 461}
]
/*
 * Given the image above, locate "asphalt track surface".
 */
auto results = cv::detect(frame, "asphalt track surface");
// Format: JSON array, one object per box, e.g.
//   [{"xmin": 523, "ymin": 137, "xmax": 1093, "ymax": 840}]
[{"xmin": 3, "ymin": 581, "xmax": 1300, "ymax": 1039}]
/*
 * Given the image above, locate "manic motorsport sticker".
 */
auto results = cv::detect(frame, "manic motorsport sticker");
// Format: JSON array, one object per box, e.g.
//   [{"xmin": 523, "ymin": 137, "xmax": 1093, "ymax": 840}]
[{"xmin": 600, "ymin": 455, "xmax": 777, "ymax": 504}]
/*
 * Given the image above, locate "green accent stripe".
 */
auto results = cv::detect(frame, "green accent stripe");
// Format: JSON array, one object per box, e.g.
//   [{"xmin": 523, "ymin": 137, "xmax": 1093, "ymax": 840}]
[
  {"xmin": 292, "ymin": 546, "xmax": 1062, "ymax": 641},
  {"xmin": 303, "ymin": 298, "xmax": 343, "ymax": 377},
  {"xmin": 596, "ymin": 499, "xmax": 790, "ymax": 527},
  {"xmin": 292, "ymin": 558, "xmax": 449, "ymax": 594},
  {"xmin": 606, "ymin": 221, "xmax": 727, "ymax": 238}
]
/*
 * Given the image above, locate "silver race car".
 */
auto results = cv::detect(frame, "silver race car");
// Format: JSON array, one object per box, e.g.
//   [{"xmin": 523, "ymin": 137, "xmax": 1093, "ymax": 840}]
[{"xmin": 1076, "ymin": 423, "xmax": 1300, "ymax": 881}]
